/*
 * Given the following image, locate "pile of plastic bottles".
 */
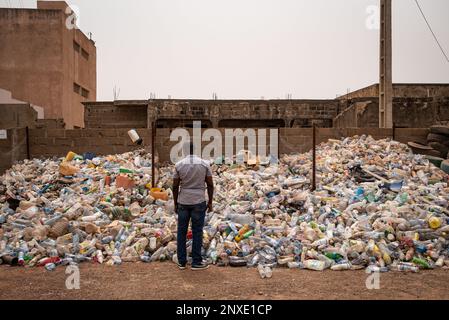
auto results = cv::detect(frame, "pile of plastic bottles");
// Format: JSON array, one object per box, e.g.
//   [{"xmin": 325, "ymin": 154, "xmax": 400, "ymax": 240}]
[{"xmin": 1, "ymin": 135, "xmax": 449, "ymax": 277}]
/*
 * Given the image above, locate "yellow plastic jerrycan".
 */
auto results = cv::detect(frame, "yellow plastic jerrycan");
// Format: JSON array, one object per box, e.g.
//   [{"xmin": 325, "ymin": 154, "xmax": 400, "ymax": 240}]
[{"xmin": 429, "ymin": 216, "xmax": 442, "ymax": 230}]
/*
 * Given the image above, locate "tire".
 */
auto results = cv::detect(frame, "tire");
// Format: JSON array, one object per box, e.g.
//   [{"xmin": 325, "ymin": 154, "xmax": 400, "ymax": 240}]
[
  {"xmin": 425, "ymin": 155, "xmax": 445, "ymax": 168},
  {"xmin": 441, "ymin": 160, "xmax": 449, "ymax": 175},
  {"xmin": 408, "ymin": 141, "xmax": 432, "ymax": 150},
  {"xmin": 430, "ymin": 125, "xmax": 449, "ymax": 136},
  {"xmin": 428, "ymin": 133, "xmax": 449, "ymax": 144},
  {"xmin": 428, "ymin": 142, "xmax": 449, "ymax": 158},
  {"xmin": 408, "ymin": 142, "xmax": 441, "ymax": 157}
]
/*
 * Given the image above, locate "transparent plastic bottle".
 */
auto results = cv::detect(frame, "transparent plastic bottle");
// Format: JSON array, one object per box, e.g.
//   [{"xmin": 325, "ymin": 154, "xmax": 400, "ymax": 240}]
[
  {"xmin": 257, "ymin": 264, "xmax": 267, "ymax": 278},
  {"xmin": 331, "ymin": 262, "xmax": 351, "ymax": 271},
  {"xmin": 44, "ymin": 263, "xmax": 56, "ymax": 271},
  {"xmin": 397, "ymin": 263, "xmax": 419, "ymax": 272},
  {"xmin": 264, "ymin": 266, "xmax": 273, "ymax": 278},
  {"xmin": 304, "ymin": 260, "xmax": 326, "ymax": 271}
]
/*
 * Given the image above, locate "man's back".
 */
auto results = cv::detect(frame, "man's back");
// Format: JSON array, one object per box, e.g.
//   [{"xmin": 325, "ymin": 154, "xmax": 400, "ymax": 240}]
[{"xmin": 173, "ymin": 155, "xmax": 212, "ymax": 205}]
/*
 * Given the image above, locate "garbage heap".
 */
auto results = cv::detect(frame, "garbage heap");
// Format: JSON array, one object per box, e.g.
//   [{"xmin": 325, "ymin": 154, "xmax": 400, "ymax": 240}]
[{"xmin": 1, "ymin": 135, "xmax": 448, "ymax": 276}]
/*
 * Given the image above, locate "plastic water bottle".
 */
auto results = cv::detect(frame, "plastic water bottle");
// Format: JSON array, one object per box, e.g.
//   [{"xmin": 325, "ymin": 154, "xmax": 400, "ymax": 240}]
[
  {"xmin": 257, "ymin": 264, "xmax": 267, "ymax": 279},
  {"xmin": 43, "ymin": 214, "xmax": 62, "ymax": 226},
  {"xmin": 397, "ymin": 263, "xmax": 419, "ymax": 273},
  {"xmin": 45, "ymin": 263, "xmax": 56, "ymax": 271},
  {"xmin": 111, "ymin": 255, "xmax": 122, "ymax": 265},
  {"xmin": 263, "ymin": 235, "xmax": 279, "ymax": 248},
  {"xmin": 247, "ymin": 253, "xmax": 260, "ymax": 267},
  {"xmin": 101, "ymin": 236, "xmax": 113, "ymax": 244},
  {"xmin": 304, "ymin": 260, "xmax": 326, "ymax": 271},
  {"xmin": 150, "ymin": 247, "xmax": 164, "ymax": 262},
  {"xmin": 366, "ymin": 265, "xmax": 388, "ymax": 273},
  {"xmin": 287, "ymin": 261, "xmax": 300, "ymax": 268},
  {"xmin": 115, "ymin": 227, "xmax": 125, "ymax": 242},
  {"xmin": 264, "ymin": 266, "xmax": 273, "ymax": 278},
  {"xmin": 225, "ymin": 232, "xmax": 235, "ymax": 242},
  {"xmin": 72, "ymin": 233, "xmax": 80, "ymax": 254},
  {"xmin": 241, "ymin": 244, "xmax": 251, "ymax": 256},
  {"xmin": 311, "ymin": 238, "xmax": 329, "ymax": 247},
  {"xmin": 58, "ymin": 257, "xmax": 73, "ymax": 266},
  {"xmin": 149, "ymin": 237, "xmax": 157, "ymax": 251},
  {"xmin": 210, "ymin": 250, "xmax": 218, "ymax": 263},
  {"xmin": 228, "ymin": 222, "xmax": 239, "ymax": 235},
  {"xmin": 18, "ymin": 251, "xmax": 25, "ymax": 266},
  {"xmin": 49, "ymin": 248, "xmax": 58, "ymax": 257},
  {"xmin": 331, "ymin": 262, "xmax": 351, "ymax": 271},
  {"xmin": 96, "ymin": 250, "xmax": 104, "ymax": 264},
  {"xmin": 317, "ymin": 254, "xmax": 334, "ymax": 268}
]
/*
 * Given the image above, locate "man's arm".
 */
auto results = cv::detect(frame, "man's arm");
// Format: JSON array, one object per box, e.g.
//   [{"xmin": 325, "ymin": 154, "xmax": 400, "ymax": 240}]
[
  {"xmin": 205, "ymin": 176, "xmax": 214, "ymax": 212},
  {"xmin": 173, "ymin": 166, "xmax": 180, "ymax": 213},
  {"xmin": 173, "ymin": 178, "xmax": 180, "ymax": 212}
]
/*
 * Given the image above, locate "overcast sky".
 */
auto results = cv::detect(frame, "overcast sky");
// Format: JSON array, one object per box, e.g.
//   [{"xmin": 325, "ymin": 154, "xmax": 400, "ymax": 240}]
[{"xmin": 3, "ymin": 0, "xmax": 449, "ymax": 100}]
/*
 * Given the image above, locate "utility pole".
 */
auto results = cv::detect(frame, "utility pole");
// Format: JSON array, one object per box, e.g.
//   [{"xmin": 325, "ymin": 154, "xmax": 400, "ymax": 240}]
[{"xmin": 379, "ymin": 0, "xmax": 393, "ymax": 128}]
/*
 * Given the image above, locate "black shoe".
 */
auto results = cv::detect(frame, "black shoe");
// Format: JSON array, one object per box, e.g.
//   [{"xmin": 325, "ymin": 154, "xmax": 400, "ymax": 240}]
[
  {"xmin": 191, "ymin": 263, "xmax": 209, "ymax": 271},
  {"xmin": 177, "ymin": 262, "xmax": 186, "ymax": 270}
]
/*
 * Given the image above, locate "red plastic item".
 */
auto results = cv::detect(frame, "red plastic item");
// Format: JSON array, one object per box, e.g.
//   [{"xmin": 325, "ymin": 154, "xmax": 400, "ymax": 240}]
[
  {"xmin": 38, "ymin": 257, "xmax": 61, "ymax": 267},
  {"xmin": 400, "ymin": 238, "xmax": 414, "ymax": 248},
  {"xmin": 116, "ymin": 174, "xmax": 135, "ymax": 189},
  {"xmin": 187, "ymin": 230, "xmax": 193, "ymax": 240}
]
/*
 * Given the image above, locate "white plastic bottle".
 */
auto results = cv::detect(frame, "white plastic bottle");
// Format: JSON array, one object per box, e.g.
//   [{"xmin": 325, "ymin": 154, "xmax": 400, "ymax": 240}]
[
  {"xmin": 331, "ymin": 263, "xmax": 351, "ymax": 271},
  {"xmin": 304, "ymin": 260, "xmax": 326, "ymax": 271},
  {"xmin": 257, "ymin": 264, "xmax": 266, "ymax": 279},
  {"xmin": 264, "ymin": 266, "xmax": 273, "ymax": 278}
]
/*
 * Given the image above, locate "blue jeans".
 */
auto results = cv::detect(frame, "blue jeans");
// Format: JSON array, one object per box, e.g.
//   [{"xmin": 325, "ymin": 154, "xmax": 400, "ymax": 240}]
[{"xmin": 177, "ymin": 201, "xmax": 207, "ymax": 266}]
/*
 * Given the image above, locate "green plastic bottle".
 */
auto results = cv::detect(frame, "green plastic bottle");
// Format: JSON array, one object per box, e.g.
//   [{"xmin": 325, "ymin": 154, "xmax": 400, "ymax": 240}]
[
  {"xmin": 242, "ymin": 229, "xmax": 254, "ymax": 239},
  {"xmin": 412, "ymin": 257, "xmax": 430, "ymax": 269},
  {"xmin": 119, "ymin": 167, "xmax": 134, "ymax": 174},
  {"xmin": 365, "ymin": 193, "xmax": 376, "ymax": 203},
  {"xmin": 325, "ymin": 252, "xmax": 343, "ymax": 261}
]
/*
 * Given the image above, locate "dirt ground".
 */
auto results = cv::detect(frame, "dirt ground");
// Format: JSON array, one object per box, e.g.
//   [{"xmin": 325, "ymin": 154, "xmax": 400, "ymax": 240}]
[{"xmin": 1, "ymin": 263, "xmax": 449, "ymax": 300}]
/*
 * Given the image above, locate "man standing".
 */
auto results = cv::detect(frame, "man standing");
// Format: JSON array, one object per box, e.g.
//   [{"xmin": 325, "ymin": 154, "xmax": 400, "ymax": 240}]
[{"xmin": 173, "ymin": 142, "xmax": 214, "ymax": 270}]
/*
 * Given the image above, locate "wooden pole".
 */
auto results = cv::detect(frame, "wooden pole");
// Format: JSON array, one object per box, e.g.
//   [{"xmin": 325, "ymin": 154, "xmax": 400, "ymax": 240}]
[
  {"xmin": 151, "ymin": 122, "xmax": 156, "ymax": 188},
  {"xmin": 312, "ymin": 123, "xmax": 316, "ymax": 191},
  {"xmin": 392, "ymin": 122, "xmax": 396, "ymax": 140},
  {"xmin": 25, "ymin": 126, "xmax": 30, "ymax": 159},
  {"xmin": 379, "ymin": 0, "xmax": 393, "ymax": 128}
]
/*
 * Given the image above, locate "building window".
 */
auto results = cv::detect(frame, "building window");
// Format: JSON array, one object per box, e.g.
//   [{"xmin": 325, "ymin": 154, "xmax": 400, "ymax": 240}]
[
  {"xmin": 74, "ymin": 83, "xmax": 89, "ymax": 99},
  {"xmin": 81, "ymin": 88, "xmax": 89, "ymax": 98},
  {"xmin": 73, "ymin": 41, "xmax": 80, "ymax": 53},
  {"xmin": 74, "ymin": 41, "xmax": 89, "ymax": 60},
  {"xmin": 73, "ymin": 82, "xmax": 81, "ymax": 94},
  {"xmin": 81, "ymin": 48, "xmax": 89, "ymax": 60}
]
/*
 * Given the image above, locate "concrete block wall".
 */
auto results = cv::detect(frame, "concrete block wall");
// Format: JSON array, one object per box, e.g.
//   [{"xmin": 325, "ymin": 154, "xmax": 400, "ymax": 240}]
[
  {"xmin": 84, "ymin": 102, "xmax": 148, "ymax": 128},
  {"xmin": 0, "ymin": 127, "xmax": 429, "ymax": 174},
  {"xmin": 149, "ymin": 99, "xmax": 341, "ymax": 128},
  {"xmin": 35, "ymin": 119, "xmax": 65, "ymax": 129},
  {"xmin": 334, "ymin": 97, "xmax": 449, "ymax": 128},
  {"xmin": 0, "ymin": 104, "xmax": 37, "ymax": 130},
  {"xmin": 337, "ymin": 83, "xmax": 449, "ymax": 100},
  {"xmin": 0, "ymin": 128, "xmax": 28, "ymax": 173},
  {"xmin": 28, "ymin": 128, "xmax": 151, "ymax": 159}
]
